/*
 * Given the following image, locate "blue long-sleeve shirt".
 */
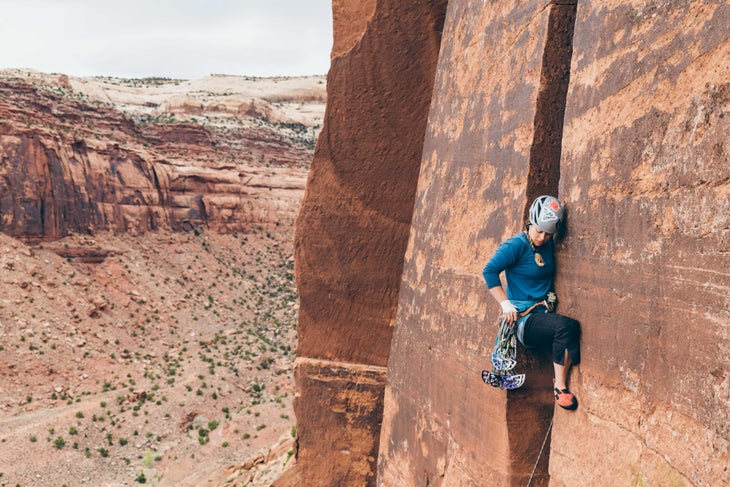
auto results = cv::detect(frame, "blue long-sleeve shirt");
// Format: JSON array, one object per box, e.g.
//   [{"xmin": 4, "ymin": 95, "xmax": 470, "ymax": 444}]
[{"xmin": 482, "ymin": 232, "xmax": 555, "ymax": 301}]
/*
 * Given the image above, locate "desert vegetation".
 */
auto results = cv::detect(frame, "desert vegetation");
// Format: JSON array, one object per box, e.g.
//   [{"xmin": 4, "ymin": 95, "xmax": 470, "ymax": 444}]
[
  {"xmin": 0, "ymin": 68, "xmax": 323, "ymax": 486},
  {"xmin": 0, "ymin": 225, "xmax": 300, "ymax": 486}
]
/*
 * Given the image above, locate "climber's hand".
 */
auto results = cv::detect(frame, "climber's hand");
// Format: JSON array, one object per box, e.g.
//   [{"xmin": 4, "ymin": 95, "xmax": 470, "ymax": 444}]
[{"xmin": 500, "ymin": 300, "xmax": 518, "ymax": 324}]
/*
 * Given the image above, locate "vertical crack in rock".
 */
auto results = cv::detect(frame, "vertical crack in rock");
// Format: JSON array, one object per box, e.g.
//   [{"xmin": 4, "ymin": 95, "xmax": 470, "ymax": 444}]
[
  {"xmin": 510, "ymin": 2, "xmax": 576, "ymax": 485},
  {"xmin": 524, "ymin": 1, "xmax": 577, "ymax": 217},
  {"xmin": 377, "ymin": 1, "xmax": 580, "ymax": 485},
  {"xmin": 39, "ymin": 195, "xmax": 47, "ymax": 237},
  {"xmin": 44, "ymin": 148, "xmax": 62, "ymax": 240},
  {"xmin": 197, "ymin": 194, "xmax": 208, "ymax": 228}
]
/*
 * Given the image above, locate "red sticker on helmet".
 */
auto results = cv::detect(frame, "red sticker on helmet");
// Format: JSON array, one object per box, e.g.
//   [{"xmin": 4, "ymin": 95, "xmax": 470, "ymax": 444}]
[{"xmin": 549, "ymin": 200, "xmax": 560, "ymax": 211}]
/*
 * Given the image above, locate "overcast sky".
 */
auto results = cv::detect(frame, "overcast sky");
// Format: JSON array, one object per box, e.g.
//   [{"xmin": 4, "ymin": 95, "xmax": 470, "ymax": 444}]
[{"xmin": 0, "ymin": 0, "xmax": 333, "ymax": 79}]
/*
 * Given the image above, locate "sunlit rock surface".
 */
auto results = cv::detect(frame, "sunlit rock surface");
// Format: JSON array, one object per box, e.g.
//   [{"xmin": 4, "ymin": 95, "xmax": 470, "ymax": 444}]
[{"xmin": 293, "ymin": 1, "xmax": 729, "ymax": 486}]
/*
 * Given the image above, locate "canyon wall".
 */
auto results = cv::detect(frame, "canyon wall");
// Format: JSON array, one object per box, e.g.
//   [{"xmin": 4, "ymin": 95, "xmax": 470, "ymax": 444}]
[
  {"xmin": 294, "ymin": 0, "xmax": 729, "ymax": 486},
  {"xmin": 381, "ymin": 0, "xmax": 729, "ymax": 485},
  {"xmin": 379, "ymin": 1, "xmax": 575, "ymax": 484},
  {"xmin": 550, "ymin": 1, "xmax": 729, "ymax": 484},
  {"xmin": 290, "ymin": 0, "xmax": 448, "ymax": 484},
  {"xmin": 0, "ymin": 77, "xmax": 314, "ymax": 242},
  {"xmin": 0, "ymin": 72, "xmax": 322, "ymax": 486}
]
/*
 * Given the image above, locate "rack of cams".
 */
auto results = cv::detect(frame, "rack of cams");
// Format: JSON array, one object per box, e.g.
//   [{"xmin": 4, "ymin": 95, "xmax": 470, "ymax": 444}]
[{"xmin": 481, "ymin": 316, "xmax": 525, "ymax": 390}]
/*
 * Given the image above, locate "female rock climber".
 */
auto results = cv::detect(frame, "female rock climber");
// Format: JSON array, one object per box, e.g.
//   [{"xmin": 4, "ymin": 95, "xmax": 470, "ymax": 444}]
[{"xmin": 482, "ymin": 195, "xmax": 581, "ymax": 410}]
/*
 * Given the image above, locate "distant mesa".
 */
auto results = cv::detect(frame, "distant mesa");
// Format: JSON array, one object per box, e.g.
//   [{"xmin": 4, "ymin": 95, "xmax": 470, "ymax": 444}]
[{"xmin": 0, "ymin": 68, "xmax": 325, "ymax": 242}]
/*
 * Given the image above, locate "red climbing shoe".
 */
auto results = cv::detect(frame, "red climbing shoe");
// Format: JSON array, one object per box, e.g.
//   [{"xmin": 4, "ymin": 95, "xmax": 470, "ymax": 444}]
[{"xmin": 554, "ymin": 387, "xmax": 578, "ymax": 410}]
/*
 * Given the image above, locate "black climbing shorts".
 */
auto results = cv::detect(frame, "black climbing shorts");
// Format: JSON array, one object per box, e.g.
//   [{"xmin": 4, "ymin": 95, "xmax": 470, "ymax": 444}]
[{"xmin": 522, "ymin": 312, "xmax": 581, "ymax": 366}]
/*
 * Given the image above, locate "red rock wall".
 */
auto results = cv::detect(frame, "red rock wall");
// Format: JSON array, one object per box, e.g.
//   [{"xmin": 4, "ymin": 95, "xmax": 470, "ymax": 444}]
[
  {"xmin": 292, "ymin": 0, "xmax": 728, "ymax": 485},
  {"xmin": 290, "ymin": 0, "xmax": 448, "ymax": 485},
  {"xmin": 0, "ymin": 81, "xmax": 309, "ymax": 241},
  {"xmin": 552, "ymin": 2, "xmax": 730, "ymax": 484},
  {"xmin": 378, "ymin": 1, "xmax": 573, "ymax": 484},
  {"xmin": 377, "ymin": 1, "xmax": 729, "ymax": 486}
]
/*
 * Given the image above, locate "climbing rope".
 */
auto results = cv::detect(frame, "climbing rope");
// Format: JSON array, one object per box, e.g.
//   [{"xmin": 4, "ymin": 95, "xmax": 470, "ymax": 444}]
[{"xmin": 526, "ymin": 417, "xmax": 553, "ymax": 487}]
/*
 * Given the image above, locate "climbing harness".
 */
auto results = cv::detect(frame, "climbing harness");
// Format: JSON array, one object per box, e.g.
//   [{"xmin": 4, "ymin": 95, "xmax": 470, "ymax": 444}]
[
  {"xmin": 481, "ymin": 293, "xmax": 556, "ymax": 391},
  {"xmin": 521, "ymin": 292, "xmax": 557, "ymax": 315}
]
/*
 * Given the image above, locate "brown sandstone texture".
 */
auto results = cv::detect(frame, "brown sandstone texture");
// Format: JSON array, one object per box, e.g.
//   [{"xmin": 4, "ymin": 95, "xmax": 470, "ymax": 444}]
[
  {"xmin": 288, "ymin": 1, "xmax": 448, "ymax": 485},
  {"xmin": 293, "ymin": 0, "xmax": 729, "ymax": 486},
  {"xmin": 552, "ymin": 2, "xmax": 729, "ymax": 485},
  {"xmin": 379, "ymin": 1, "xmax": 573, "ymax": 485}
]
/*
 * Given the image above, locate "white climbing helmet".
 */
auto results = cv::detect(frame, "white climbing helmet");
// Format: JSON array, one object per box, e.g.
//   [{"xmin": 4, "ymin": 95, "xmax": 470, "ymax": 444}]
[{"xmin": 529, "ymin": 195, "xmax": 563, "ymax": 234}]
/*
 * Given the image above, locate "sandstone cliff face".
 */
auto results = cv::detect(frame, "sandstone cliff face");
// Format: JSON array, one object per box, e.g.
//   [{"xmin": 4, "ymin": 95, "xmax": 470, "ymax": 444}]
[
  {"xmin": 379, "ymin": 2, "xmax": 574, "ymax": 484},
  {"xmin": 0, "ymin": 74, "xmax": 319, "ymax": 241},
  {"xmin": 552, "ymin": 2, "xmax": 729, "ymax": 484},
  {"xmin": 294, "ymin": 1, "xmax": 729, "ymax": 486},
  {"xmin": 290, "ymin": 1, "xmax": 448, "ymax": 485}
]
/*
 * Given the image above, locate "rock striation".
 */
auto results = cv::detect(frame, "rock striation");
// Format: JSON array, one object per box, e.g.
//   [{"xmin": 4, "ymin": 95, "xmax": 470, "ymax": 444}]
[
  {"xmin": 289, "ymin": 0, "xmax": 448, "ymax": 485},
  {"xmin": 0, "ymin": 71, "xmax": 323, "ymax": 486},
  {"xmin": 293, "ymin": 1, "xmax": 729, "ymax": 486},
  {"xmin": 547, "ymin": 2, "xmax": 729, "ymax": 485},
  {"xmin": 0, "ymin": 73, "xmax": 321, "ymax": 242}
]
